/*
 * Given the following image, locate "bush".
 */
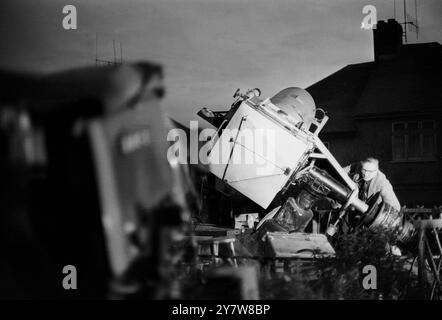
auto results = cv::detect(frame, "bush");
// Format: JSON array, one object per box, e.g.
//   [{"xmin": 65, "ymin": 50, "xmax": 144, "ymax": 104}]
[{"xmin": 259, "ymin": 228, "xmax": 421, "ymax": 299}]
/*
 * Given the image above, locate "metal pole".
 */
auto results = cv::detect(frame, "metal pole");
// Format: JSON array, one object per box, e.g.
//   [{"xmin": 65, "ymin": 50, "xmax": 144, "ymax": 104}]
[
  {"xmin": 403, "ymin": 0, "xmax": 408, "ymax": 43},
  {"xmin": 415, "ymin": 0, "xmax": 419, "ymax": 39},
  {"xmin": 95, "ymin": 33, "xmax": 98, "ymax": 66},
  {"xmin": 120, "ymin": 42, "xmax": 123, "ymax": 64},
  {"xmin": 394, "ymin": 0, "xmax": 396, "ymax": 20},
  {"xmin": 113, "ymin": 40, "xmax": 116, "ymax": 64}
]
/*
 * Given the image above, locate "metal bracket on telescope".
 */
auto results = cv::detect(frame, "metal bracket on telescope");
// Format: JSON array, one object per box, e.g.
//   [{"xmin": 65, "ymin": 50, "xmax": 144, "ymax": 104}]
[
  {"xmin": 312, "ymin": 135, "xmax": 357, "ymax": 191},
  {"xmin": 220, "ymin": 115, "xmax": 247, "ymax": 182},
  {"xmin": 309, "ymin": 108, "xmax": 328, "ymax": 136},
  {"xmin": 197, "ymin": 108, "xmax": 228, "ymax": 128},
  {"xmin": 326, "ymin": 188, "xmax": 360, "ymax": 237},
  {"xmin": 309, "ymin": 153, "xmax": 327, "ymax": 159}
]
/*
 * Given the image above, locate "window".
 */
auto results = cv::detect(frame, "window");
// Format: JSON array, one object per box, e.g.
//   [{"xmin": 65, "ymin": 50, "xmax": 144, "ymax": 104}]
[{"xmin": 392, "ymin": 120, "xmax": 437, "ymax": 161}]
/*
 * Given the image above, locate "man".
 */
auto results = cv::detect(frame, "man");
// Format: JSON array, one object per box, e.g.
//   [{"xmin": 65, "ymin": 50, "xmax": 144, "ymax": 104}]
[{"xmin": 344, "ymin": 157, "xmax": 401, "ymax": 211}]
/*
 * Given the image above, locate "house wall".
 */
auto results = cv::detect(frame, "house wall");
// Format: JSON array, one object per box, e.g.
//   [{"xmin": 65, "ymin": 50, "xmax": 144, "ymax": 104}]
[{"xmin": 321, "ymin": 116, "xmax": 442, "ymax": 206}]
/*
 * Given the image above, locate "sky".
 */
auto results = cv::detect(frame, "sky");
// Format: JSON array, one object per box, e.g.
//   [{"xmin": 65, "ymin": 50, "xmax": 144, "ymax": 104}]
[{"xmin": 1, "ymin": 0, "xmax": 441, "ymax": 127}]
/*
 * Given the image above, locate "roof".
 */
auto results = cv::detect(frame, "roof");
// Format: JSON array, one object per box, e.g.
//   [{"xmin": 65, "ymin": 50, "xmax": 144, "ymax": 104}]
[
  {"xmin": 307, "ymin": 42, "xmax": 442, "ymax": 133},
  {"xmin": 307, "ymin": 62, "xmax": 373, "ymax": 133}
]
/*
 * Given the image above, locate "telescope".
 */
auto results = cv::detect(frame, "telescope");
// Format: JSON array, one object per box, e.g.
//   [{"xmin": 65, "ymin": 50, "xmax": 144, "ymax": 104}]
[{"xmin": 198, "ymin": 87, "xmax": 414, "ymax": 240}]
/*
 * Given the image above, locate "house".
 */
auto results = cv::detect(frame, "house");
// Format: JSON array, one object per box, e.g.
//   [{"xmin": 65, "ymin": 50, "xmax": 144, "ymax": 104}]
[{"xmin": 307, "ymin": 19, "xmax": 442, "ymax": 206}]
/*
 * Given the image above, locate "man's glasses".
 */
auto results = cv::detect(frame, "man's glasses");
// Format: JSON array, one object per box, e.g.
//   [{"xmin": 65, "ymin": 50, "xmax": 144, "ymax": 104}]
[{"xmin": 361, "ymin": 168, "xmax": 377, "ymax": 173}]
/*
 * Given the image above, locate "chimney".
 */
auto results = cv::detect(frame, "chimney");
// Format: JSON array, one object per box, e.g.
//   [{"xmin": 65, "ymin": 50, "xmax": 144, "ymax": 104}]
[{"xmin": 373, "ymin": 19, "xmax": 403, "ymax": 61}]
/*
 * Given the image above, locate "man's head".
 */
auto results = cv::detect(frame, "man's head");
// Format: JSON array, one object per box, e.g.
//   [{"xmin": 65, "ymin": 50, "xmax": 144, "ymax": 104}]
[{"xmin": 361, "ymin": 157, "xmax": 379, "ymax": 181}]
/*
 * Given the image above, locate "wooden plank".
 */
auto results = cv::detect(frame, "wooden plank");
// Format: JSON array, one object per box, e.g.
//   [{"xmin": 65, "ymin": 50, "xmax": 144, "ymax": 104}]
[
  {"xmin": 192, "ymin": 224, "xmax": 241, "ymax": 237},
  {"xmin": 263, "ymin": 232, "xmax": 335, "ymax": 259}
]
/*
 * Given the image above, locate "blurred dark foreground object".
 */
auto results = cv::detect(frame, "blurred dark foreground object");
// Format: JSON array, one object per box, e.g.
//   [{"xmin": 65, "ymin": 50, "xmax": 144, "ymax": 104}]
[{"xmin": 0, "ymin": 62, "xmax": 196, "ymax": 299}]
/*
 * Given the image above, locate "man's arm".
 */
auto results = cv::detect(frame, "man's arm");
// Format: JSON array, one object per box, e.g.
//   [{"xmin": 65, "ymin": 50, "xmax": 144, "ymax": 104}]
[{"xmin": 380, "ymin": 182, "xmax": 401, "ymax": 211}]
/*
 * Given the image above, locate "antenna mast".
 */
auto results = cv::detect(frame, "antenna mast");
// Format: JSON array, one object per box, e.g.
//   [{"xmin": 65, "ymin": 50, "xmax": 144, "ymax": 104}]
[
  {"xmin": 120, "ymin": 42, "xmax": 123, "ymax": 64},
  {"xmin": 394, "ymin": 0, "xmax": 396, "ymax": 20},
  {"xmin": 400, "ymin": 0, "xmax": 419, "ymax": 43},
  {"xmin": 95, "ymin": 33, "xmax": 124, "ymax": 66}
]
